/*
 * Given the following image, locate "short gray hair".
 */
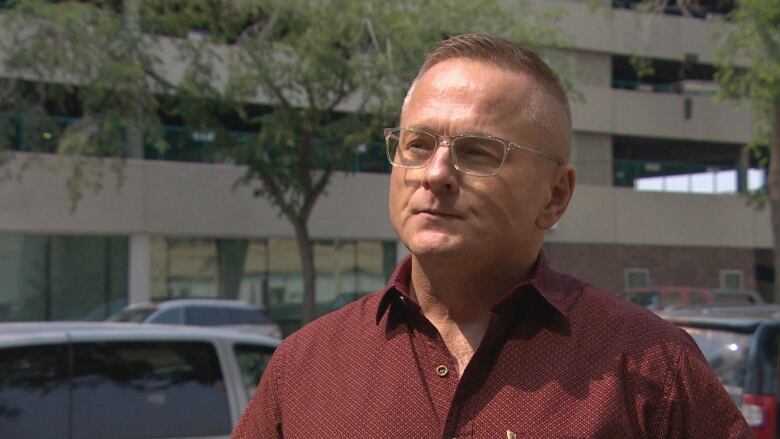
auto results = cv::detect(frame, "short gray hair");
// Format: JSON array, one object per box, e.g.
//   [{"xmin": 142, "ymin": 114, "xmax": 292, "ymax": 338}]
[{"xmin": 403, "ymin": 34, "xmax": 572, "ymax": 160}]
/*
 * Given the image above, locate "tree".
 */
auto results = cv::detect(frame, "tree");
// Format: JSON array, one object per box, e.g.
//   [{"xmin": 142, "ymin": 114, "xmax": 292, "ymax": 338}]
[
  {"xmin": 715, "ymin": 0, "xmax": 780, "ymax": 302},
  {"xmin": 0, "ymin": 0, "xmax": 565, "ymax": 324}
]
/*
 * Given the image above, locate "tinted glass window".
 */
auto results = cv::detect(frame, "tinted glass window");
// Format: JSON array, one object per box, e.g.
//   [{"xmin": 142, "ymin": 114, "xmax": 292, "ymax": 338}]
[
  {"xmin": 762, "ymin": 327, "xmax": 779, "ymax": 397},
  {"xmin": 229, "ymin": 308, "xmax": 270, "ymax": 325},
  {"xmin": 186, "ymin": 306, "xmax": 231, "ymax": 326},
  {"xmin": 151, "ymin": 308, "xmax": 183, "ymax": 324},
  {"xmin": 70, "ymin": 341, "xmax": 231, "ymax": 439},
  {"xmin": 0, "ymin": 344, "xmax": 69, "ymax": 438},
  {"xmin": 234, "ymin": 344, "xmax": 275, "ymax": 399},
  {"xmin": 0, "ymin": 233, "xmax": 128, "ymax": 322},
  {"xmin": 682, "ymin": 327, "xmax": 752, "ymax": 404}
]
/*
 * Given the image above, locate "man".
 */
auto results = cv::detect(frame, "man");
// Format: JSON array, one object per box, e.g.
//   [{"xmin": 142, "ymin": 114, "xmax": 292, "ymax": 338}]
[{"xmin": 233, "ymin": 34, "xmax": 751, "ymax": 438}]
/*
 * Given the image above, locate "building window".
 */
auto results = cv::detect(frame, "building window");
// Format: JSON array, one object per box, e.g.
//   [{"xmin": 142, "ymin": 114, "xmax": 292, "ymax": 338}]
[
  {"xmin": 720, "ymin": 270, "xmax": 744, "ymax": 290},
  {"xmin": 150, "ymin": 236, "xmax": 397, "ymax": 320},
  {"xmin": 625, "ymin": 269, "xmax": 651, "ymax": 289},
  {"xmin": 0, "ymin": 233, "xmax": 128, "ymax": 322}
]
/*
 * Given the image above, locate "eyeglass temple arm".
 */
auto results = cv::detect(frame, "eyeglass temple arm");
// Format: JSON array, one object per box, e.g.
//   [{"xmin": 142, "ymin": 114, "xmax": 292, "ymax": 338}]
[{"xmin": 508, "ymin": 143, "xmax": 564, "ymax": 166}]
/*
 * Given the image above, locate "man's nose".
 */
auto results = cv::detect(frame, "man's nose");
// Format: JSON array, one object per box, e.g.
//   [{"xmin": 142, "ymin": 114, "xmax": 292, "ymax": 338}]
[{"xmin": 422, "ymin": 142, "xmax": 459, "ymax": 192}]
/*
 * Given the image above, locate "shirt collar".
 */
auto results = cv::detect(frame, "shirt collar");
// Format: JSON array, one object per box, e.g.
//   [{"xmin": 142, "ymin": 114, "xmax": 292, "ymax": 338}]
[{"xmin": 375, "ymin": 250, "xmax": 581, "ymax": 327}]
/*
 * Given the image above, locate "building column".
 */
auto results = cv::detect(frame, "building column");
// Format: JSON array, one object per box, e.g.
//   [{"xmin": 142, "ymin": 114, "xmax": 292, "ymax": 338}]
[
  {"xmin": 737, "ymin": 145, "xmax": 750, "ymax": 193},
  {"xmin": 396, "ymin": 241, "xmax": 409, "ymax": 263},
  {"xmin": 128, "ymin": 233, "xmax": 152, "ymax": 304},
  {"xmin": 572, "ymin": 133, "xmax": 613, "ymax": 186}
]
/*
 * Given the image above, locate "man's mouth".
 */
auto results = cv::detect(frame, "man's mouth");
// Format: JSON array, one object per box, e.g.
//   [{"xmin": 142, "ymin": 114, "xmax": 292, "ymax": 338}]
[{"xmin": 415, "ymin": 209, "xmax": 461, "ymax": 219}]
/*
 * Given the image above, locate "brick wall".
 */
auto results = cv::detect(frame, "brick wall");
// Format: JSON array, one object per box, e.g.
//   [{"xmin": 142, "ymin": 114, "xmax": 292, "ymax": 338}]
[{"xmin": 544, "ymin": 243, "xmax": 757, "ymax": 295}]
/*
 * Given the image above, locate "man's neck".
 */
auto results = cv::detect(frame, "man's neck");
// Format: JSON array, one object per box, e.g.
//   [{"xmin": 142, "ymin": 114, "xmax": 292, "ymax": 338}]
[
  {"xmin": 408, "ymin": 252, "xmax": 538, "ymax": 377},
  {"xmin": 409, "ymin": 253, "xmax": 537, "ymax": 321}
]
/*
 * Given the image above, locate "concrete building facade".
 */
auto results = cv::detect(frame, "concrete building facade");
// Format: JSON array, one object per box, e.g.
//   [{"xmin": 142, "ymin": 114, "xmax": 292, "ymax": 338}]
[{"xmin": 0, "ymin": 0, "xmax": 772, "ymax": 324}]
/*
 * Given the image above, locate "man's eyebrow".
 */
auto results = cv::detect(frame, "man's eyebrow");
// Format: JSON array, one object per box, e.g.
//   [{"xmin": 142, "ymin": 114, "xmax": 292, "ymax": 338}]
[
  {"xmin": 405, "ymin": 124, "xmax": 435, "ymax": 132},
  {"xmin": 457, "ymin": 131, "xmax": 496, "ymax": 138},
  {"xmin": 405, "ymin": 124, "xmax": 494, "ymax": 138}
]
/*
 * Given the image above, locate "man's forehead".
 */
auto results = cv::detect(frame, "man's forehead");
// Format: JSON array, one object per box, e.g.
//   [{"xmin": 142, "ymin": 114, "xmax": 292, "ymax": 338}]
[
  {"xmin": 401, "ymin": 59, "xmax": 537, "ymax": 130},
  {"xmin": 422, "ymin": 58, "xmax": 533, "ymax": 96}
]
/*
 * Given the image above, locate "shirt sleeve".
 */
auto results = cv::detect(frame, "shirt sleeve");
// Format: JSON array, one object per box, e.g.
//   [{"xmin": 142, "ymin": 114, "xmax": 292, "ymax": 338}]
[
  {"xmin": 660, "ymin": 337, "xmax": 754, "ymax": 439},
  {"xmin": 231, "ymin": 344, "xmax": 286, "ymax": 439}
]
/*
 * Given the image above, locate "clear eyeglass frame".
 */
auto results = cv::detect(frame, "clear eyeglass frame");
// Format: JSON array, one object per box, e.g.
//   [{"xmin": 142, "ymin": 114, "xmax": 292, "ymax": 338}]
[{"xmin": 384, "ymin": 127, "xmax": 564, "ymax": 177}]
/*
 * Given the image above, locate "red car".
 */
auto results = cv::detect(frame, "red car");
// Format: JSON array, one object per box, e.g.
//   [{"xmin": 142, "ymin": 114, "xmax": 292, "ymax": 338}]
[{"xmin": 619, "ymin": 286, "xmax": 764, "ymax": 311}]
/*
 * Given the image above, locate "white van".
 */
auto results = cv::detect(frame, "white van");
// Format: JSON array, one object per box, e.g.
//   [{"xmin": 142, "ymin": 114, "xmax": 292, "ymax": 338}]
[{"xmin": 0, "ymin": 322, "xmax": 279, "ymax": 439}]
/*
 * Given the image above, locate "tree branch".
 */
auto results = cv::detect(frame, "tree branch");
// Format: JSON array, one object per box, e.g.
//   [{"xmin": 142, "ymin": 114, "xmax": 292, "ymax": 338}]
[
  {"xmin": 326, "ymin": 74, "xmax": 349, "ymax": 112},
  {"xmin": 244, "ymin": 49, "xmax": 290, "ymax": 107},
  {"xmin": 252, "ymin": 165, "xmax": 298, "ymax": 221}
]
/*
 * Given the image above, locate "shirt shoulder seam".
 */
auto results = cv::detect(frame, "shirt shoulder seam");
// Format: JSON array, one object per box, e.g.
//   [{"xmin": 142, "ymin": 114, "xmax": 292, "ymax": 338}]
[{"xmin": 653, "ymin": 341, "xmax": 684, "ymax": 436}]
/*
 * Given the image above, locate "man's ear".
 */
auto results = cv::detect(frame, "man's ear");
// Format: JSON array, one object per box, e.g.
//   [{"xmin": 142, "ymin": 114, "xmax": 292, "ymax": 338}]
[{"xmin": 535, "ymin": 165, "xmax": 576, "ymax": 230}]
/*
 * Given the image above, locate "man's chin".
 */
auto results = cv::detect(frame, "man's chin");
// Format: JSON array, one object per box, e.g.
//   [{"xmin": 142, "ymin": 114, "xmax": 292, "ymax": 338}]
[{"xmin": 404, "ymin": 236, "xmax": 467, "ymax": 257}]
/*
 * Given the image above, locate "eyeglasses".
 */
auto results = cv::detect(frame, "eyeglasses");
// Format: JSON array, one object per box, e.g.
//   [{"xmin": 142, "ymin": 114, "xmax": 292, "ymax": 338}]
[{"xmin": 384, "ymin": 127, "xmax": 563, "ymax": 177}]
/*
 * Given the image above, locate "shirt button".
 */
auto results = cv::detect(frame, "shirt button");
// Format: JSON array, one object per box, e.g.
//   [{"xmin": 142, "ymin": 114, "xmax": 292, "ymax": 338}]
[{"xmin": 436, "ymin": 365, "xmax": 449, "ymax": 377}]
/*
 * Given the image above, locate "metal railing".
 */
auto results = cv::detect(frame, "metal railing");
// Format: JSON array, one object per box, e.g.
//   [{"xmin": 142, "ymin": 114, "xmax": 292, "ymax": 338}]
[
  {"xmin": 0, "ymin": 112, "xmax": 391, "ymax": 172},
  {"xmin": 614, "ymin": 159, "xmax": 765, "ymax": 194}
]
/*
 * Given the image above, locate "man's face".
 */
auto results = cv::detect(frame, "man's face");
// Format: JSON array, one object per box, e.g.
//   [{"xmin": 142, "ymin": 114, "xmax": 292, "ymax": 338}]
[{"xmin": 389, "ymin": 58, "xmax": 568, "ymax": 263}]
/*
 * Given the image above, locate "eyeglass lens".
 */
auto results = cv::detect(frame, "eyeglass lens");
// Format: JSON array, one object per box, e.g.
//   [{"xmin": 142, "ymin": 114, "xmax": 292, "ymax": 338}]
[{"xmin": 387, "ymin": 129, "xmax": 506, "ymax": 176}]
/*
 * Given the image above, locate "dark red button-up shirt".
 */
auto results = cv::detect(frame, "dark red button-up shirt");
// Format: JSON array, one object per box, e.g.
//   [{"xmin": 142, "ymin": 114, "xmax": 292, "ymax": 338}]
[{"xmin": 233, "ymin": 254, "xmax": 752, "ymax": 438}]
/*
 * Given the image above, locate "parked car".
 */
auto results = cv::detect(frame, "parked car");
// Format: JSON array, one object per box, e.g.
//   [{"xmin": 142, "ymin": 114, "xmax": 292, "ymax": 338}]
[
  {"xmin": 109, "ymin": 299, "xmax": 282, "ymax": 338},
  {"xmin": 619, "ymin": 286, "xmax": 764, "ymax": 311},
  {"xmin": 0, "ymin": 322, "xmax": 279, "ymax": 439},
  {"xmin": 267, "ymin": 292, "xmax": 371, "ymax": 336},
  {"xmin": 660, "ymin": 305, "xmax": 780, "ymax": 439}
]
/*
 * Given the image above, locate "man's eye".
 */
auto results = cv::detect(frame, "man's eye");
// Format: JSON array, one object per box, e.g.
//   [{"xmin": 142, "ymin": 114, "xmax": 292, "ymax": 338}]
[
  {"xmin": 461, "ymin": 146, "xmax": 487, "ymax": 156},
  {"xmin": 404, "ymin": 141, "xmax": 432, "ymax": 150},
  {"xmin": 457, "ymin": 140, "xmax": 503, "ymax": 161},
  {"xmin": 459, "ymin": 145, "xmax": 493, "ymax": 158}
]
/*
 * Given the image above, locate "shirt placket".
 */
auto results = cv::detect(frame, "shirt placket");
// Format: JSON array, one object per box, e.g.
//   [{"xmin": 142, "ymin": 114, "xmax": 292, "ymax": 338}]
[
  {"xmin": 408, "ymin": 314, "xmax": 462, "ymax": 437},
  {"xmin": 442, "ymin": 314, "xmax": 514, "ymax": 439}
]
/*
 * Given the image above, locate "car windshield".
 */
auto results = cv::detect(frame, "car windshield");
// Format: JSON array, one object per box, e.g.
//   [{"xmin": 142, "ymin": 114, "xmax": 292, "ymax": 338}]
[
  {"xmin": 713, "ymin": 293, "xmax": 754, "ymax": 304},
  {"xmin": 621, "ymin": 292, "xmax": 659, "ymax": 307},
  {"xmin": 681, "ymin": 326, "xmax": 753, "ymax": 403},
  {"xmin": 108, "ymin": 306, "xmax": 157, "ymax": 322}
]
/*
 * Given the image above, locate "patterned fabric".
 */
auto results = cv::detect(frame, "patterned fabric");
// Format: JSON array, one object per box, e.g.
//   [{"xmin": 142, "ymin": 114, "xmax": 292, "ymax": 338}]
[{"xmin": 232, "ymin": 254, "xmax": 753, "ymax": 438}]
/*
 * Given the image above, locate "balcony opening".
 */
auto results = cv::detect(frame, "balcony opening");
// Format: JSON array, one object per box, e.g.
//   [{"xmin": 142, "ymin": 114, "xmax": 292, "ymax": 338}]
[
  {"xmin": 611, "ymin": 0, "xmax": 735, "ymax": 19},
  {"xmin": 613, "ymin": 136, "xmax": 763, "ymax": 194},
  {"xmin": 612, "ymin": 55, "xmax": 717, "ymax": 95}
]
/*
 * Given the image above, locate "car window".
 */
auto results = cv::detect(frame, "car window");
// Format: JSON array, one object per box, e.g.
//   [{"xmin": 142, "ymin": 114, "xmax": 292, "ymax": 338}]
[
  {"xmin": 151, "ymin": 308, "xmax": 183, "ymax": 324},
  {"xmin": 0, "ymin": 344, "xmax": 69, "ymax": 438},
  {"xmin": 752, "ymin": 325, "xmax": 780, "ymax": 397},
  {"xmin": 234, "ymin": 344, "xmax": 275, "ymax": 399},
  {"xmin": 186, "ymin": 306, "xmax": 232, "ymax": 326},
  {"xmin": 108, "ymin": 307, "xmax": 157, "ymax": 322},
  {"xmin": 688, "ymin": 291, "xmax": 709, "ymax": 305},
  {"xmin": 714, "ymin": 293, "xmax": 753, "ymax": 304},
  {"xmin": 682, "ymin": 327, "xmax": 752, "ymax": 403},
  {"xmin": 662, "ymin": 291, "xmax": 684, "ymax": 307},
  {"xmin": 623, "ymin": 292, "xmax": 660, "ymax": 307},
  {"xmin": 768, "ymin": 331, "xmax": 779, "ymax": 398},
  {"xmin": 229, "ymin": 308, "xmax": 271, "ymax": 325},
  {"xmin": 70, "ymin": 341, "xmax": 231, "ymax": 439}
]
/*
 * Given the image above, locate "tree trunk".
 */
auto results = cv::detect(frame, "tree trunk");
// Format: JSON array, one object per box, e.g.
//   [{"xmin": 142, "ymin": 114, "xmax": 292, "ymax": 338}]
[
  {"xmin": 292, "ymin": 218, "xmax": 317, "ymax": 324},
  {"xmin": 769, "ymin": 101, "xmax": 780, "ymax": 303}
]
